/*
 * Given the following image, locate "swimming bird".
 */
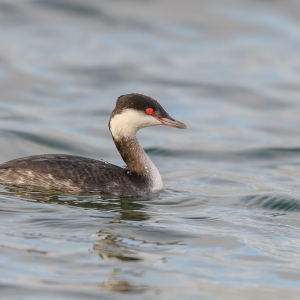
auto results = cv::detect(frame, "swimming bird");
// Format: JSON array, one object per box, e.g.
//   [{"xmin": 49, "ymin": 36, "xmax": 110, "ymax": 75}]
[{"xmin": 0, "ymin": 94, "xmax": 188, "ymax": 197}]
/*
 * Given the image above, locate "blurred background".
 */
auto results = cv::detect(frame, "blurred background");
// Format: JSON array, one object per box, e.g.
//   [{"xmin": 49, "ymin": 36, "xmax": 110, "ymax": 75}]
[{"xmin": 0, "ymin": 0, "xmax": 300, "ymax": 299}]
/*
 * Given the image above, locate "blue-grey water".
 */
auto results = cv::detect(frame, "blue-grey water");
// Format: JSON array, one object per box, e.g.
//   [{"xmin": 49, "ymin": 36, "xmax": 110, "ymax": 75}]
[{"xmin": 1, "ymin": 0, "xmax": 300, "ymax": 299}]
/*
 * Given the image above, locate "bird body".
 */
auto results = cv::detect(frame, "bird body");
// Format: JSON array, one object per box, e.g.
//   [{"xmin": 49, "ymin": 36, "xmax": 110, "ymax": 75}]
[{"xmin": 0, "ymin": 94, "xmax": 187, "ymax": 197}]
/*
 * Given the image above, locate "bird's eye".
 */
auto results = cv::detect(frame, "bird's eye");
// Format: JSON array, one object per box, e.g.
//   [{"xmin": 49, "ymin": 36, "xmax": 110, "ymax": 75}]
[{"xmin": 145, "ymin": 108, "xmax": 154, "ymax": 115}]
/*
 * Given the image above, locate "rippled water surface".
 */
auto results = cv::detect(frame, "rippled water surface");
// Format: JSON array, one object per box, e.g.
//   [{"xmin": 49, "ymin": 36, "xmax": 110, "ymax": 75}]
[{"xmin": 1, "ymin": 0, "xmax": 300, "ymax": 299}]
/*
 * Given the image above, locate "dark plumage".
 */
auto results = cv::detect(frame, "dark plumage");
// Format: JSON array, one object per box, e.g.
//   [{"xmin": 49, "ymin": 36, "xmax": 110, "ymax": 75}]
[
  {"xmin": 0, "ymin": 154, "xmax": 145, "ymax": 196},
  {"xmin": 110, "ymin": 94, "xmax": 174, "ymax": 121}
]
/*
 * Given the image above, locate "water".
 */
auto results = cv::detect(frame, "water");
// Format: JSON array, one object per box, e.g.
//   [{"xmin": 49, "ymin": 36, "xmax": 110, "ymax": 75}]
[{"xmin": 1, "ymin": 0, "xmax": 300, "ymax": 299}]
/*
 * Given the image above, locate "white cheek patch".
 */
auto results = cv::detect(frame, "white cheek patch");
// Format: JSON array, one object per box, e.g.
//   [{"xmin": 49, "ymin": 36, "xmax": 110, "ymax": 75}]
[{"xmin": 110, "ymin": 109, "xmax": 162, "ymax": 139}]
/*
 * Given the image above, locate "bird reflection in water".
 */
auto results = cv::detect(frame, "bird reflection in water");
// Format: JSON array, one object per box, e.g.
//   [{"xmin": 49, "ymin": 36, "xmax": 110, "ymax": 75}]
[
  {"xmin": 0, "ymin": 185, "xmax": 150, "ymax": 293},
  {"xmin": 0, "ymin": 185, "xmax": 150, "ymax": 222}
]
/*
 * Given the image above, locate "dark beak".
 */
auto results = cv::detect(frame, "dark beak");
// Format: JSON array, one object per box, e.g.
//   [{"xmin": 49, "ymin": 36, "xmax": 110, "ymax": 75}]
[{"xmin": 160, "ymin": 117, "xmax": 189, "ymax": 129}]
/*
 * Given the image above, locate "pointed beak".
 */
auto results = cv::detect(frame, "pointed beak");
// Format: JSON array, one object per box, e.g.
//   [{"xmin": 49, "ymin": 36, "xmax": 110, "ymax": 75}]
[
  {"xmin": 159, "ymin": 117, "xmax": 189, "ymax": 129},
  {"xmin": 151, "ymin": 111, "xmax": 189, "ymax": 129}
]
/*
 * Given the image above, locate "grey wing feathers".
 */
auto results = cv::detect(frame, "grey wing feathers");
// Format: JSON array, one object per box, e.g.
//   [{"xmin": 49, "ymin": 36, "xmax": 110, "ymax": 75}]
[{"xmin": 0, "ymin": 154, "xmax": 131, "ymax": 194}]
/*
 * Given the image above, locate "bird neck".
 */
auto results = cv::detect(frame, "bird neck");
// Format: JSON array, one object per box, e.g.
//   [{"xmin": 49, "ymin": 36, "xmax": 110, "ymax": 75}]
[{"xmin": 112, "ymin": 134, "xmax": 163, "ymax": 190}]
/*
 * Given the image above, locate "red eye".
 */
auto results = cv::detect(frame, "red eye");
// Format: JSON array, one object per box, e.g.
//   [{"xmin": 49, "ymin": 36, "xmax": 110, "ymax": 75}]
[{"xmin": 145, "ymin": 108, "xmax": 154, "ymax": 115}]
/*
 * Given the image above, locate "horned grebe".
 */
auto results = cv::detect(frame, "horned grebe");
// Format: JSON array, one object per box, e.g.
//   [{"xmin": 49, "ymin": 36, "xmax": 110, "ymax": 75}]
[{"xmin": 0, "ymin": 94, "xmax": 188, "ymax": 197}]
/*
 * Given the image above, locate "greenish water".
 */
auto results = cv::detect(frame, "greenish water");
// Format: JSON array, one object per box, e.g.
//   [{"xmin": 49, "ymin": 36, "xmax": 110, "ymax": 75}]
[{"xmin": 1, "ymin": 0, "xmax": 300, "ymax": 299}]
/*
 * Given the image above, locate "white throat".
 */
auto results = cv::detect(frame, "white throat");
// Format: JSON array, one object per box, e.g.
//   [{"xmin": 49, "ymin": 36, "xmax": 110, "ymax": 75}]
[{"xmin": 109, "ymin": 108, "xmax": 161, "ymax": 140}]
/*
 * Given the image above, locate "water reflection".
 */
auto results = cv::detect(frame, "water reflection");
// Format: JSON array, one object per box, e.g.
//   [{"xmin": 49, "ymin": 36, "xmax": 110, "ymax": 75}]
[
  {"xmin": 101, "ymin": 267, "xmax": 146, "ymax": 294},
  {"xmin": 0, "ymin": 185, "xmax": 150, "ymax": 221},
  {"xmin": 102, "ymin": 279, "xmax": 144, "ymax": 293},
  {"xmin": 92, "ymin": 232, "xmax": 141, "ymax": 262}
]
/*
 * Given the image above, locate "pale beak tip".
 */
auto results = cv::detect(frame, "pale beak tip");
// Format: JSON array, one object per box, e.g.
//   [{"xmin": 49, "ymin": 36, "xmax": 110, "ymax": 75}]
[
  {"xmin": 178, "ymin": 123, "xmax": 189, "ymax": 129},
  {"xmin": 160, "ymin": 117, "xmax": 189, "ymax": 129},
  {"xmin": 175, "ymin": 121, "xmax": 189, "ymax": 129}
]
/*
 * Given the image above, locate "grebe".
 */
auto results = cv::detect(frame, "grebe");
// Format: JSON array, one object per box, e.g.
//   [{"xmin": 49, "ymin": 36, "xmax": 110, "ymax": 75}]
[{"xmin": 0, "ymin": 94, "xmax": 188, "ymax": 197}]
